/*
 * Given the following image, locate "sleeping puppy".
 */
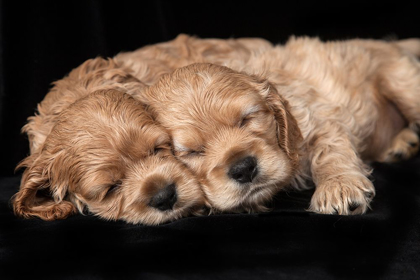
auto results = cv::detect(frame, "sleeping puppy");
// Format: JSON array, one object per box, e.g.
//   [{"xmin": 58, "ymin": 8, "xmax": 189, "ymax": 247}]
[
  {"xmin": 141, "ymin": 63, "xmax": 301, "ymax": 213},
  {"xmin": 13, "ymin": 59, "xmax": 204, "ymax": 225},
  {"xmin": 141, "ymin": 35, "xmax": 420, "ymax": 215},
  {"xmin": 13, "ymin": 90, "xmax": 204, "ymax": 225}
]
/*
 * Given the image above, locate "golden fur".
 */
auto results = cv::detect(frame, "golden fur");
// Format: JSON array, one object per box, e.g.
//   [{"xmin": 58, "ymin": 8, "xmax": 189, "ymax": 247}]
[
  {"xmin": 142, "ymin": 64, "xmax": 301, "ymax": 212},
  {"xmin": 15, "ymin": 34, "xmax": 420, "ymax": 221},
  {"xmin": 114, "ymin": 34, "xmax": 273, "ymax": 85},
  {"xmin": 119, "ymin": 34, "xmax": 420, "ymax": 215},
  {"xmin": 13, "ymin": 58, "xmax": 204, "ymax": 225}
]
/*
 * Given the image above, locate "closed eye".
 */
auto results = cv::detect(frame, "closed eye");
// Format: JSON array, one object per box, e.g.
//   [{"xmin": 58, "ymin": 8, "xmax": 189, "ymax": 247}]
[
  {"xmin": 177, "ymin": 150, "xmax": 205, "ymax": 157},
  {"xmin": 105, "ymin": 180, "xmax": 122, "ymax": 197},
  {"xmin": 238, "ymin": 107, "xmax": 266, "ymax": 128},
  {"xmin": 152, "ymin": 142, "xmax": 172, "ymax": 156},
  {"xmin": 239, "ymin": 115, "xmax": 254, "ymax": 128}
]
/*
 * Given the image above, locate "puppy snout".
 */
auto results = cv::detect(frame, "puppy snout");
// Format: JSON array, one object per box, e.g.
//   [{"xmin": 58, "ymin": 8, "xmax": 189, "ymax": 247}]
[
  {"xmin": 149, "ymin": 183, "xmax": 177, "ymax": 211},
  {"xmin": 228, "ymin": 156, "xmax": 259, "ymax": 184}
]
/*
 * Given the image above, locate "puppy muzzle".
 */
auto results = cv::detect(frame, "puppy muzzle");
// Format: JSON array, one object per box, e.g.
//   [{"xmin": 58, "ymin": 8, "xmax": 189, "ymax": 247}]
[
  {"xmin": 228, "ymin": 156, "xmax": 259, "ymax": 184},
  {"xmin": 148, "ymin": 183, "xmax": 177, "ymax": 211}
]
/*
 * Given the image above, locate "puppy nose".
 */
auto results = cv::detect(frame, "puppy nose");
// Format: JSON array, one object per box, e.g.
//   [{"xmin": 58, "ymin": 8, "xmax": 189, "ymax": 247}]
[
  {"xmin": 228, "ymin": 156, "xmax": 259, "ymax": 184},
  {"xmin": 149, "ymin": 183, "xmax": 177, "ymax": 211}
]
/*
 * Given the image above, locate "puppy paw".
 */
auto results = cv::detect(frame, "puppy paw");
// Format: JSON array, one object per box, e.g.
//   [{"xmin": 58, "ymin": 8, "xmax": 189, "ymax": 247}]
[
  {"xmin": 309, "ymin": 176, "xmax": 375, "ymax": 215},
  {"xmin": 380, "ymin": 128, "xmax": 419, "ymax": 163}
]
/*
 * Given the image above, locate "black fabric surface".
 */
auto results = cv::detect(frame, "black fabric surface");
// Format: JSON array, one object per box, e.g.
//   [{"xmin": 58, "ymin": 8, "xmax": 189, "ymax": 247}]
[
  {"xmin": 1, "ymin": 160, "xmax": 420, "ymax": 279},
  {"xmin": 1, "ymin": 1, "xmax": 420, "ymax": 279}
]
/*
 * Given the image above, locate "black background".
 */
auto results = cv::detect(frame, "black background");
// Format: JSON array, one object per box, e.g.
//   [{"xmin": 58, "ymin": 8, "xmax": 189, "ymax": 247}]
[{"xmin": 1, "ymin": 1, "xmax": 420, "ymax": 279}]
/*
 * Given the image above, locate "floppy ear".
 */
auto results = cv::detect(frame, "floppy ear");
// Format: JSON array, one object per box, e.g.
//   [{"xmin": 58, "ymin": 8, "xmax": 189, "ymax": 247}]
[
  {"xmin": 12, "ymin": 152, "xmax": 76, "ymax": 221},
  {"xmin": 256, "ymin": 79, "xmax": 303, "ymax": 169}
]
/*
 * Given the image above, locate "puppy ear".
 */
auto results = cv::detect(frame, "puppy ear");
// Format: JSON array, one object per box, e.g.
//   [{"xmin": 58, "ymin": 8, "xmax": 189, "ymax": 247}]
[
  {"xmin": 257, "ymin": 80, "xmax": 302, "ymax": 168},
  {"xmin": 12, "ymin": 153, "xmax": 76, "ymax": 221}
]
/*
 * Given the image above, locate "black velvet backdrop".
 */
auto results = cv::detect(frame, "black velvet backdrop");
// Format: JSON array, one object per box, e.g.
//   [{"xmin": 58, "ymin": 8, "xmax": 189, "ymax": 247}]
[{"xmin": 1, "ymin": 1, "xmax": 420, "ymax": 279}]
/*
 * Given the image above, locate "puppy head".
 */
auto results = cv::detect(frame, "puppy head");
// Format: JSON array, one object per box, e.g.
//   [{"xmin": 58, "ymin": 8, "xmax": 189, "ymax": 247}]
[
  {"xmin": 13, "ymin": 90, "xmax": 204, "ymax": 225},
  {"xmin": 144, "ymin": 63, "xmax": 302, "ymax": 212}
]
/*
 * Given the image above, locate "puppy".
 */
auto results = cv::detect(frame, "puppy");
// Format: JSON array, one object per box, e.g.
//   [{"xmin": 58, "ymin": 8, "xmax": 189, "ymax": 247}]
[
  {"xmin": 140, "ymin": 35, "xmax": 420, "ymax": 215},
  {"xmin": 141, "ymin": 63, "xmax": 300, "ymax": 213},
  {"xmin": 14, "ymin": 59, "xmax": 204, "ymax": 225}
]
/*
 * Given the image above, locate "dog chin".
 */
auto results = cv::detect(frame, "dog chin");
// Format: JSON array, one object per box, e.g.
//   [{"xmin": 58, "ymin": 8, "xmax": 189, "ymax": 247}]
[
  {"xmin": 122, "ymin": 206, "xmax": 190, "ymax": 225},
  {"xmin": 214, "ymin": 182, "xmax": 280, "ymax": 214},
  {"xmin": 242, "ymin": 183, "xmax": 281, "ymax": 211}
]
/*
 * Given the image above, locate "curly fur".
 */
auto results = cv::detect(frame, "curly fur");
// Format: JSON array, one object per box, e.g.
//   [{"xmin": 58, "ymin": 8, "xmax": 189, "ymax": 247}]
[{"xmin": 14, "ymin": 58, "xmax": 204, "ymax": 225}]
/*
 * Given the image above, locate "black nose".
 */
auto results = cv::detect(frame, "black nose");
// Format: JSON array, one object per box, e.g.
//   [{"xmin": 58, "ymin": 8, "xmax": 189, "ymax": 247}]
[
  {"xmin": 228, "ymin": 156, "xmax": 258, "ymax": 184},
  {"xmin": 149, "ymin": 183, "xmax": 177, "ymax": 211}
]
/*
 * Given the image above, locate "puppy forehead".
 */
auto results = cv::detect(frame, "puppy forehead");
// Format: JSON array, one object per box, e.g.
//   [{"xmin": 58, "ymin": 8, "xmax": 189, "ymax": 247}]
[
  {"xmin": 54, "ymin": 91, "xmax": 170, "ymax": 159},
  {"xmin": 159, "ymin": 83, "xmax": 263, "ymax": 124},
  {"xmin": 151, "ymin": 64, "xmax": 265, "ymax": 112}
]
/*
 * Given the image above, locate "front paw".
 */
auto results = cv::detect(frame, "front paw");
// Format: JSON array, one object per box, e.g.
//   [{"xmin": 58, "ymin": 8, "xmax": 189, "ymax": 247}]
[{"xmin": 308, "ymin": 176, "xmax": 375, "ymax": 215}]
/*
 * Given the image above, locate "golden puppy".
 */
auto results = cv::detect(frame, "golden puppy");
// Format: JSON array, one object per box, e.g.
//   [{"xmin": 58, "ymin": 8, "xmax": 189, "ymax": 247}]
[
  {"xmin": 13, "ymin": 58, "xmax": 204, "ymax": 225},
  {"xmin": 142, "ymin": 63, "xmax": 302, "ymax": 213},
  {"xmin": 14, "ymin": 90, "xmax": 204, "ymax": 225},
  {"xmin": 140, "ymin": 35, "xmax": 420, "ymax": 215}
]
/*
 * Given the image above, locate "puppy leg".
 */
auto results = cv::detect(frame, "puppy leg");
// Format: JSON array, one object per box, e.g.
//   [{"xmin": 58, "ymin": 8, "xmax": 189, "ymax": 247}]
[
  {"xmin": 378, "ymin": 128, "xmax": 419, "ymax": 162},
  {"xmin": 378, "ymin": 54, "xmax": 420, "ymax": 132},
  {"xmin": 308, "ymin": 122, "xmax": 375, "ymax": 215}
]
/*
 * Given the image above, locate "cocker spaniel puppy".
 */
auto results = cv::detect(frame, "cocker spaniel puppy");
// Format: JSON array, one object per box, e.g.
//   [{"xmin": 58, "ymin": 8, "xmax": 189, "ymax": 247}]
[
  {"xmin": 13, "ymin": 59, "xmax": 204, "ymax": 225},
  {"xmin": 141, "ymin": 63, "xmax": 301, "ymax": 213},
  {"xmin": 138, "ymin": 36, "xmax": 420, "ymax": 215}
]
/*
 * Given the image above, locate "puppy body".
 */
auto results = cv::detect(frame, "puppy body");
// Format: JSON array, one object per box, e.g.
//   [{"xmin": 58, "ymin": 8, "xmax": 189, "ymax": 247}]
[
  {"xmin": 115, "ymin": 33, "xmax": 273, "ymax": 85},
  {"xmin": 244, "ymin": 37, "xmax": 420, "ymax": 214},
  {"xmin": 138, "ymin": 36, "xmax": 420, "ymax": 215}
]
